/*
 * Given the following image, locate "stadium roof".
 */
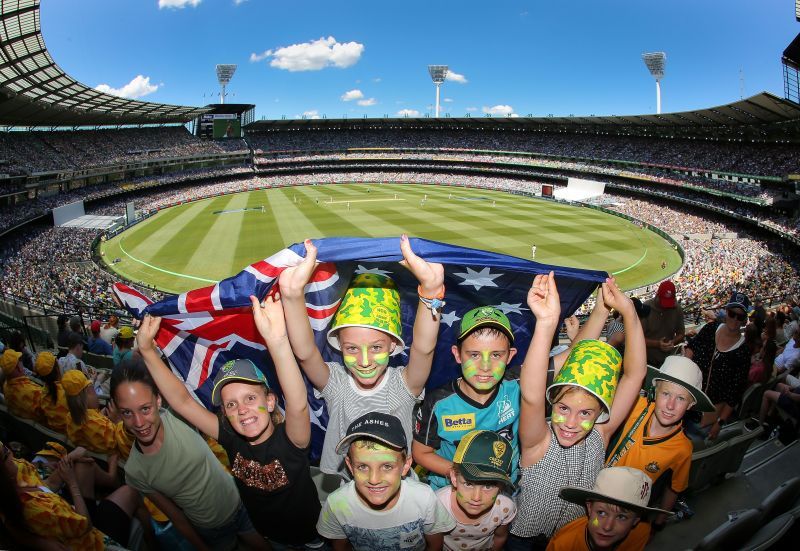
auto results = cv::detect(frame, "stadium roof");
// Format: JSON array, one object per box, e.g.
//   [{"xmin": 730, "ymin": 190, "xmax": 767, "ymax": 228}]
[
  {"xmin": 247, "ymin": 92, "xmax": 800, "ymax": 140},
  {"xmin": 0, "ymin": 0, "xmax": 210, "ymax": 126}
]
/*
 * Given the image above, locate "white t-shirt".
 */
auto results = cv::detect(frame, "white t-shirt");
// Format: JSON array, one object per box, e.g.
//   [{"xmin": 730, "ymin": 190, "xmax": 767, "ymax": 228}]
[
  {"xmin": 436, "ymin": 486, "xmax": 516, "ymax": 551},
  {"xmin": 317, "ymin": 478, "xmax": 456, "ymax": 551},
  {"xmin": 318, "ymin": 363, "xmax": 423, "ymax": 478}
]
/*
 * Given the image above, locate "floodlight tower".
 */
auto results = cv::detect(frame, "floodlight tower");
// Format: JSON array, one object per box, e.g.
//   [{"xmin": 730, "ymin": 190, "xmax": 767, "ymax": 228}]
[
  {"xmin": 642, "ymin": 52, "xmax": 666, "ymax": 114},
  {"xmin": 215, "ymin": 64, "xmax": 237, "ymax": 104},
  {"xmin": 428, "ymin": 65, "xmax": 448, "ymax": 118}
]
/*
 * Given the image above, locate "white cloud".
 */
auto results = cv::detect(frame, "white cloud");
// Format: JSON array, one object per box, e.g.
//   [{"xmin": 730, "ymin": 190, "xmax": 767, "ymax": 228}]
[
  {"xmin": 482, "ymin": 104, "xmax": 515, "ymax": 116},
  {"xmin": 465, "ymin": 107, "xmax": 478, "ymax": 112},
  {"xmin": 446, "ymin": 70, "xmax": 467, "ymax": 84},
  {"xmin": 443, "ymin": 98, "xmax": 453, "ymax": 103},
  {"xmin": 301, "ymin": 110, "xmax": 321, "ymax": 119},
  {"xmin": 158, "ymin": 0, "xmax": 200, "ymax": 9},
  {"xmin": 357, "ymin": 98, "xmax": 377, "ymax": 106},
  {"xmin": 251, "ymin": 36, "xmax": 364, "ymax": 72},
  {"xmin": 95, "ymin": 75, "xmax": 160, "ymax": 99},
  {"xmin": 397, "ymin": 109, "xmax": 420, "ymax": 117},
  {"xmin": 341, "ymin": 89, "xmax": 364, "ymax": 101},
  {"xmin": 373, "ymin": 77, "xmax": 382, "ymax": 83},
  {"xmin": 234, "ymin": 0, "xmax": 248, "ymax": 4}
]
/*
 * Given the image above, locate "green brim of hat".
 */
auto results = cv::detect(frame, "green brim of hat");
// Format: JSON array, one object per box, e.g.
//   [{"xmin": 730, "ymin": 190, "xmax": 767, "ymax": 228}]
[
  {"xmin": 559, "ymin": 487, "xmax": 672, "ymax": 519},
  {"xmin": 210, "ymin": 373, "xmax": 269, "ymax": 406},
  {"xmin": 457, "ymin": 319, "xmax": 514, "ymax": 345},
  {"xmin": 547, "ymin": 382, "xmax": 611, "ymax": 424},
  {"xmin": 646, "ymin": 366, "xmax": 715, "ymax": 413},
  {"xmin": 326, "ymin": 324, "xmax": 405, "ymax": 355},
  {"xmin": 458, "ymin": 462, "xmax": 515, "ymax": 490}
]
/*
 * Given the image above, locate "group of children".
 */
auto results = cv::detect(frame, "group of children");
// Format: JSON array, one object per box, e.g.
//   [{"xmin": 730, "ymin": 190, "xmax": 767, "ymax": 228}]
[{"xmin": 3, "ymin": 234, "xmax": 718, "ymax": 551}]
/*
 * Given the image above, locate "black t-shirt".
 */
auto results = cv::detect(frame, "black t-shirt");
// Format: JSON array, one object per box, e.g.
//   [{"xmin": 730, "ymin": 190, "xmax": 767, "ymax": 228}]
[{"xmin": 217, "ymin": 418, "xmax": 321, "ymax": 544}]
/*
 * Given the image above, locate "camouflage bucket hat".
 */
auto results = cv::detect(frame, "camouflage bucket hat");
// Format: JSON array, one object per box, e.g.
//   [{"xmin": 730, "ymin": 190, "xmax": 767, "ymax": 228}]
[
  {"xmin": 327, "ymin": 273, "xmax": 404, "ymax": 354},
  {"xmin": 547, "ymin": 339, "xmax": 622, "ymax": 424}
]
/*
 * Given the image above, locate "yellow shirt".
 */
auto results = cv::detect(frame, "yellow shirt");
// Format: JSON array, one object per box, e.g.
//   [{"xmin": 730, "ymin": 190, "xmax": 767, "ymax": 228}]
[
  {"xmin": 14, "ymin": 458, "xmax": 44, "ymax": 487},
  {"xmin": 66, "ymin": 409, "xmax": 134, "ymax": 459},
  {"xmin": 546, "ymin": 516, "xmax": 650, "ymax": 551},
  {"xmin": 36, "ymin": 382, "xmax": 70, "ymax": 433},
  {"xmin": 606, "ymin": 396, "xmax": 693, "ymax": 494},
  {"xmin": 3, "ymin": 377, "xmax": 43, "ymax": 420},
  {"xmin": 20, "ymin": 489, "xmax": 106, "ymax": 551}
]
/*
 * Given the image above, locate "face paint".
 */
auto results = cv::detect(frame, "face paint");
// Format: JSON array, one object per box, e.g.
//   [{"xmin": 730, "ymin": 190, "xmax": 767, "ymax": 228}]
[
  {"xmin": 373, "ymin": 352, "xmax": 389, "ymax": 366},
  {"xmin": 592, "ymin": 516, "xmax": 600, "ymax": 527},
  {"xmin": 552, "ymin": 413, "xmax": 567, "ymax": 424},
  {"xmin": 348, "ymin": 441, "xmax": 406, "ymax": 510},
  {"xmin": 343, "ymin": 355, "xmax": 357, "ymax": 369},
  {"xmin": 361, "ymin": 345, "xmax": 369, "ymax": 367},
  {"xmin": 462, "ymin": 353, "xmax": 507, "ymax": 390},
  {"xmin": 580, "ymin": 420, "xmax": 595, "ymax": 432},
  {"xmin": 257, "ymin": 406, "xmax": 267, "ymax": 413}
]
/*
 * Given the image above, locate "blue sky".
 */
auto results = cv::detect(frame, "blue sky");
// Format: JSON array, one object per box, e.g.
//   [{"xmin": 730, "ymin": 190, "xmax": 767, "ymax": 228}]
[{"xmin": 40, "ymin": 0, "xmax": 798, "ymax": 120}]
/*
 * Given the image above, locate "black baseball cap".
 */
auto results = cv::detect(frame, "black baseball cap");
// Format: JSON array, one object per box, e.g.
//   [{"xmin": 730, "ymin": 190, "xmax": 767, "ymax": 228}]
[{"xmin": 335, "ymin": 412, "xmax": 407, "ymax": 454}]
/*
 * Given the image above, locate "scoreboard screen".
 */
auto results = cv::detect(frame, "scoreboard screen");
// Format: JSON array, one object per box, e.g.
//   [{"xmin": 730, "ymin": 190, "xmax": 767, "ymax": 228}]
[{"xmin": 200, "ymin": 114, "xmax": 242, "ymax": 139}]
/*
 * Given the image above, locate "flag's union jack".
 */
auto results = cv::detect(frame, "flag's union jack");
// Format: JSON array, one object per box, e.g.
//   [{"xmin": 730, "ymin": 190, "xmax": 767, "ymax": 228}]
[{"xmin": 113, "ymin": 236, "xmax": 606, "ymax": 459}]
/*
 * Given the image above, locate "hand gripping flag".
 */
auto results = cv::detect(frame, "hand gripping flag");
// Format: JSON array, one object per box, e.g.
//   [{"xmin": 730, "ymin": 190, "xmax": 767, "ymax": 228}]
[{"xmin": 112, "ymin": 236, "xmax": 607, "ymax": 460}]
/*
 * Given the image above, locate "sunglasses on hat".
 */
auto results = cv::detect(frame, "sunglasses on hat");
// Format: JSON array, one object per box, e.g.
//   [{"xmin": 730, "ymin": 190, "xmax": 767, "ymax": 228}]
[{"xmin": 727, "ymin": 309, "xmax": 747, "ymax": 322}]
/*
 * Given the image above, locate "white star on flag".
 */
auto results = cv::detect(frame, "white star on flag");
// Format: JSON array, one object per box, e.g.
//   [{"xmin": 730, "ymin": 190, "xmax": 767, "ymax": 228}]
[
  {"xmin": 354, "ymin": 265, "xmax": 393, "ymax": 276},
  {"xmin": 440, "ymin": 310, "xmax": 461, "ymax": 328},
  {"xmin": 494, "ymin": 302, "xmax": 527, "ymax": 315},
  {"xmin": 453, "ymin": 266, "xmax": 503, "ymax": 290}
]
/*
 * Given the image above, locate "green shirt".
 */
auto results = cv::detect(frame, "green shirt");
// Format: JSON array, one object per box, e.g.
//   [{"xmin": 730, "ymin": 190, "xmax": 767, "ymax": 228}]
[{"xmin": 124, "ymin": 409, "xmax": 241, "ymax": 529}]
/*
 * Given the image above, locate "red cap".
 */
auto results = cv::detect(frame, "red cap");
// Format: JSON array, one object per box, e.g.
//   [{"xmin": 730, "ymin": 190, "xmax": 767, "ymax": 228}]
[
  {"xmin": 657, "ymin": 281, "xmax": 676, "ymax": 309},
  {"xmin": 90, "ymin": 320, "xmax": 101, "ymax": 333}
]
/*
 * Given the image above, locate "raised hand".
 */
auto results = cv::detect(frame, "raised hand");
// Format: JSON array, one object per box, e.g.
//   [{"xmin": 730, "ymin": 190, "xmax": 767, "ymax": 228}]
[
  {"xmin": 279, "ymin": 239, "xmax": 319, "ymax": 299},
  {"xmin": 136, "ymin": 314, "xmax": 162, "ymax": 353},
  {"xmin": 56, "ymin": 457, "xmax": 77, "ymax": 487},
  {"xmin": 600, "ymin": 276, "xmax": 635, "ymax": 317},
  {"xmin": 398, "ymin": 234, "xmax": 444, "ymax": 295},
  {"xmin": 527, "ymin": 271, "xmax": 561, "ymax": 326},
  {"xmin": 564, "ymin": 315, "xmax": 580, "ymax": 341},
  {"xmin": 250, "ymin": 294, "xmax": 288, "ymax": 344}
]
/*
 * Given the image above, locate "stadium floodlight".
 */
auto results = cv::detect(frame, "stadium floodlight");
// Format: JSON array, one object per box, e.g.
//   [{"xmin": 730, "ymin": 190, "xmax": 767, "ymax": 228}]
[
  {"xmin": 642, "ymin": 52, "xmax": 666, "ymax": 114},
  {"xmin": 428, "ymin": 65, "xmax": 448, "ymax": 118},
  {"xmin": 215, "ymin": 64, "xmax": 237, "ymax": 105}
]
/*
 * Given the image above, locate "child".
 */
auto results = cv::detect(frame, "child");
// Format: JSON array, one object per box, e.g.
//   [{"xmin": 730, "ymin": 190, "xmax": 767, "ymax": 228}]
[
  {"xmin": 34, "ymin": 351, "xmax": 70, "ymax": 433},
  {"xmin": 547, "ymin": 466, "xmax": 670, "ymax": 551},
  {"xmin": 316, "ymin": 412, "xmax": 456, "ymax": 550},
  {"xmin": 606, "ymin": 355, "xmax": 714, "ymax": 531},
  {"xmin": 136, "ymin": 293, "xmax": 320, "ymax": 549},
  {"xmin": 281, "ymin": 235, "xmax": 444, "ymax": 479},
  {"xmin": 414, "ymin": 297, "xmax": 612, "ymax": 491},
  {"xmin": 437, "ymin": 430, "xmax": 516, "ymax": 551},
  {"xmin": 63, "ymin": 370, "xmax": 133, "ymax": 458},
  {"xmin": 413, "ymin": 307, "xmax": 520, "ymax": 490},
  {"xmin": 1, "ymin": 348, "xmax": 42, "ymax": 420},
  {"xmin": 508, "ymin": 273, "xmax": 646, "ymax": 550}
]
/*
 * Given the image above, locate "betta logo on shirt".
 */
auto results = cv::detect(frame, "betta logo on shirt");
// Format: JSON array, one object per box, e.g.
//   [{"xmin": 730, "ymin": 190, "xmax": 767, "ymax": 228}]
[{"xmin": 442, "ymin": 413, "xmax": 476, "ymax": 432}]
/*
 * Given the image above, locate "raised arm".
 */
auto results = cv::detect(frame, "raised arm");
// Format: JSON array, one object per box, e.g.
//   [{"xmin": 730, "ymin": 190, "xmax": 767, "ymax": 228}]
[
  {"xmin": 279, "ymin": 239, "xmax": 330, "ymax": 391},
  {"xmin": 552, "ymin": 293, "xmax": 610, "ymax": 373},
  {"xmin": 519, "ymin": 272, "xmax": 561, "ymax": 465},
  {"xmin": 400, "ymin": 234, "xmax": 444, "ymax": 397},
  {"xmin": 596, "ymin": 278, "xmax": 647, "ymax": 444},
  {"xmin": 250, "ymin": 294, "xmax": 310, "ymax": 449},
  {"xmin": 136, "ymin": 315, "xmax": 218, "ymax": 439}
]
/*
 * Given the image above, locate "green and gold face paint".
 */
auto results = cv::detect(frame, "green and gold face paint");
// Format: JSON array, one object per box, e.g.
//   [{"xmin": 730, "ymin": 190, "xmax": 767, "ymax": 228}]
[
  {"xmin": 580, "ymin": 420, "xmax": 595, "ymax": 432},
  {"xmin": 551, "ymin": 413, "xmax": 567, "ymax": 424},
  {"xmin": 344, "ymin": 346, "xmax": 390, "ymax": 380},
  {"xmin": 461, "ymin": 351, "xmax": 506, "ymax": 390},
  {"xmin": 348, "ymin": 440, "xmax": 405, "ymax": 509},
  {"xmin": 592, "ymin": 516, "xmax": 600, "ymax": 527}
]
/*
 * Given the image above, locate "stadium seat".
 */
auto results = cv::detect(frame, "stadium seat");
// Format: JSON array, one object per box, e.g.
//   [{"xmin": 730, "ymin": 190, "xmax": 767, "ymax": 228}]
[
  {"xmin": 693, "ymin": 508, "xmax": 761, "ymax": 550},
  {"xmin": 759, "ymin": 477, "xmax": 800, "ymax": 520},
  {"xmin": 84, "ymin": 351, "xmax": 115, "ymax": 371},
  {"xmin": 688, "ymin": 440, "xmax": 729, "ymax": 493},
  {"xmin": 739, "ymin": 512, "xmax": 796, "ymax": 551},
  {"xmin": 717, "ymin": 425, "xmax": 764, "ymax": 475},
  {"xmin": 737, "ymin": 383, "xmax": 763, "ymax": 421}
]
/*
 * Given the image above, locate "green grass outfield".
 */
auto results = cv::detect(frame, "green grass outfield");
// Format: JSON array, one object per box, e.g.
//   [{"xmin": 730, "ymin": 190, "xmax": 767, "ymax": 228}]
[{"xmin": 99, "ymin": 183, "xmax": 682, "ymax": 294}]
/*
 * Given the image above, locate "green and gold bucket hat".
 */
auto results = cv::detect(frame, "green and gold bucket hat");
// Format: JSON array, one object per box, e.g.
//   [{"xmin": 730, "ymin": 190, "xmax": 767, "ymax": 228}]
[
  {"xmin": 327, "ymin": 273, "xmax": 404, "ymax": 354},
  {"xmin": 547, "ymin": 339, "xmax": 622, "ymax": 424}
]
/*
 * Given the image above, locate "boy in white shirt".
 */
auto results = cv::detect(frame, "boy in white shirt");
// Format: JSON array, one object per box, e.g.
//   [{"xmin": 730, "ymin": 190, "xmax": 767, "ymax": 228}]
[{"xmin": 317, "ymin": 412, "xmax": 455, "ymax": 550}]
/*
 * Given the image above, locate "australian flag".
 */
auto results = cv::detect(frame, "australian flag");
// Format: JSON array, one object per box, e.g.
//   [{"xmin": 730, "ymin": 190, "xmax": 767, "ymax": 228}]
[{"xmin": 113, "ymin": 237, "xmax": 607, "ymax": 460}]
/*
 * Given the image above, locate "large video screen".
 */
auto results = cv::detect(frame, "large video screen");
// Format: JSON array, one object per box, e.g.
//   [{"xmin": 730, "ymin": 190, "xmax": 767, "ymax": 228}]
[{"xmin": 213, "ymin": 115, "xmax": 242, "ymax": 139}]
